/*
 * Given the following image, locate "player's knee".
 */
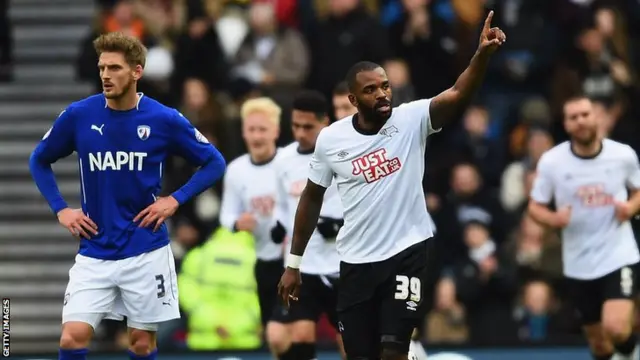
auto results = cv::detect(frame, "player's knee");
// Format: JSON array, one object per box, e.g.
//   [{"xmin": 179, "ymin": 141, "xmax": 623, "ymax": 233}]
[
  {"xmin": 602, "ymin": 317, "xmax": 631, "ymax": 341},
  {"xmin": 60, "ymin": 322, "xmax": 93, "ymax": 349},
  {"xmin": 128, "ymin": 329, "xmax": 156, "ymax": 355},
  {"xmin": 289, "ymin": 320, "xmax": 316, "ymax": 343},
  {"xmin": 266, "ymin": 322, "xmax": 290, "ymax": 354}
]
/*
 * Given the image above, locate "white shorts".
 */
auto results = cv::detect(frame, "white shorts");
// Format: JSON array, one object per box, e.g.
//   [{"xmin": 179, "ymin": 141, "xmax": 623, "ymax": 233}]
[{"xmin": 62, "ymin": 245, "xmax": 180, "ymax": 331}]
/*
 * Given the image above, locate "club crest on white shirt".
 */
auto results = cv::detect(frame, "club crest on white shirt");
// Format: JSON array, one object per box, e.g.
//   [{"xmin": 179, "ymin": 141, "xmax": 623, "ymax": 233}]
[{"xmin": 137, "ymin": 125, "xmax": 151, "ymax": 140}]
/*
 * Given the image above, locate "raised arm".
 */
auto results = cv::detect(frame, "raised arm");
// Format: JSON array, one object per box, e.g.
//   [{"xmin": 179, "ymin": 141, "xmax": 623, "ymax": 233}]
[{"xmin": 429, "ymin": 11, "xmax": 506, "ymax": 130}]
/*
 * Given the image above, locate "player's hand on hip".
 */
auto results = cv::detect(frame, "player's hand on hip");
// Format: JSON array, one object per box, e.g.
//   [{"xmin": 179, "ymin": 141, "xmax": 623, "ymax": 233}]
[
  {"xmin": 553, "ymin": 206, "xmax": 572, "ymax": 228},
  {"xmin": 278, "ymin": 267, "xmax": 301, "ymax": 308},
  {"xmin": 57, "ymin": 208, "xmax": 98, "ymax": 239},
  {"xmin": 134, "ymin": 196, "xmax": 179, "ymax": 232},
  {"xmin": 478, "ymin": 11, "xmax": 506, "ymax": 55},
  {"xmin": 235, "ymin": 213, "xmax": 257, "ymax": 232},
  {"xmin": 614, "ymin": 201, "xmax": 633, "ymax": 222}
]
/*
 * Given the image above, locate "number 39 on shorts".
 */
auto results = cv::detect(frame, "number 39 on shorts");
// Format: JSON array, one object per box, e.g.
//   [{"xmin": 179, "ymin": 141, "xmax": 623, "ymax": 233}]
[{"xmin": 394, "ymin": 275, "xmax": 421, "ymax": 302}]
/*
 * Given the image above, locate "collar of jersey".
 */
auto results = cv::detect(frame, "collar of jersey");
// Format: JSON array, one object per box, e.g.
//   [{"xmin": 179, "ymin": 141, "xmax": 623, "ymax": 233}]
[{"xmin": 103, "ymin": 92, "xmax": 145, "ymax": 111}]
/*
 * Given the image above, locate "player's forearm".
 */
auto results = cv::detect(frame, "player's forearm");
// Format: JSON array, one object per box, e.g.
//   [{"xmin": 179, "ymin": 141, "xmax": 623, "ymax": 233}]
[
  {"xmin": 627, "ymin": 190, "xmax": 640, "ymax": 214},
  {"xmin": 527, "ymin": 201, "xmax": 558, "ymax": 227},
  {"xmin": 289, "ymin": 190, "xmax": 323, "ymax": 257},
  {"xmin": 29, "ymin": 151, "xmax": 69, "ymax": 214},
  {"xmin": 172, "ymin": 151, "xmax": 226, "ymax": 205}
]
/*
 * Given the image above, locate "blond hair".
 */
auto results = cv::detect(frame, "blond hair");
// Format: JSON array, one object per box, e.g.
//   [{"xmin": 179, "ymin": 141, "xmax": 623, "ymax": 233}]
[
  {"xmin": 240, "ymin": 97, "xmax": 281, "ymax": 126},
  {"xmin": 93, "ymin": 32, "xmax": 148, "ymax": 68}
]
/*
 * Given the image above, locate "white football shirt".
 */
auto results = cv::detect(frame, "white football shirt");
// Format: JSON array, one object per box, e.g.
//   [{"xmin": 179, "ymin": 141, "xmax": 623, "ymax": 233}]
[
  {"xmin": 219, "ymin": 151, "xmax": 283, "ymax": 261},
  {"xmin": 308, "ymin": 99, "xmax": 440, "ymax": 264},
  {"xmin": 274, "ymin": 142, "xmax": 343, "ymax": 274},
  {"xmin": 530, "ymin": 139, "xmax": 640, "ymax": 279}
]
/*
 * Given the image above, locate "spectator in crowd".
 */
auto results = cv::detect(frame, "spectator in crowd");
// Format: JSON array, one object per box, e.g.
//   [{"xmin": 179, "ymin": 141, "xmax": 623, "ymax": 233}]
[
  {"xmin": 513, "ymin": 280, "xmax": 574, "ymax": 342},
  {"xmin": 425, "ymin": 277, "xmax": 469, "ymax": 344},
  {"xmin": 331, "ymin": 81, "xmax": 357, "ymax": 121},
  {"xmin": 508, "ymin": 215, "xmax": 563, "ymax": 284},
  {"xmin": 500, "ymin": 129, "xmax": 554, "ymax": 216},
  {"xmin": 383, "ymin": 58, "xmax": 416, "ymax": 106},
  {"xmin": 454, "ymin": 105, "xmax": 504, "ymax": 188},
  {"xmin": 232, "ymin": 1, "xmax": 310, "ymax": 106},
  {"xmin": 305, "ymin": 0, "xmax": 391, "ymax": 98},
  {"xmin": 435, "ymin": 163, "xmax": 507, "ymax": 266},
  {"xmin": 453, "ymin": 221, "xmax": 518, "ymax": 345},
  {"xmin": 178, "ymin": 227, "xmax": 261, "ymax": 350},
  {"xmin": 388, "ymin": 0, "xmax": 457, "ymax": 99}
]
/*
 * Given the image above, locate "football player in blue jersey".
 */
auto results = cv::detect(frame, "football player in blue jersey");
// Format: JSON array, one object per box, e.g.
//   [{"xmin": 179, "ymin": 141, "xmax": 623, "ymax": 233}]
[{"xmin": 29, "ymin": 32, "xmax": 226, "ymax": 360}]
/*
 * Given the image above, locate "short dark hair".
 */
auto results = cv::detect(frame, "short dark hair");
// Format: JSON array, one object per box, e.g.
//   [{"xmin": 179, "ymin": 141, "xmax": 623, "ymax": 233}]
[
  {"xmin": 292, "ymin": 90, "xmax": 328, "ymax": 119},
  {"xmin": 346, "ymin": 61, "xmax": 382, "ymax": 92},
  {"xmin": 333, "ymin": 81, "xmax": 350, "ymax": 96},
  {"xmin": 564, "ymin": 93, "xmax": 592, "ymax": 106}
]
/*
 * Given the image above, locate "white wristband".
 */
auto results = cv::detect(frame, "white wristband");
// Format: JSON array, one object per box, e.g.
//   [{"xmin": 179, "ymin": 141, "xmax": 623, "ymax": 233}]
[{"xmin": 286, "ymin": 254, "xmax": 302, "ymax": 269}]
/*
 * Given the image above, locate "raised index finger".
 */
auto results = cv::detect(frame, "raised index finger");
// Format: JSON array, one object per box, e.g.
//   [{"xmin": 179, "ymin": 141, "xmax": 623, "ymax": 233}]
[{"xmin": 484, "ymin": 10, "xmax": 494, "ymax": 31}]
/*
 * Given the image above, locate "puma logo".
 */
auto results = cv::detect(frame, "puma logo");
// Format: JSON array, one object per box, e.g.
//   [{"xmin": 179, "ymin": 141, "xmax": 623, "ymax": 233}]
[{"xmin": 91, "ymin": 124, "xmax": 105, "ymax": 135}]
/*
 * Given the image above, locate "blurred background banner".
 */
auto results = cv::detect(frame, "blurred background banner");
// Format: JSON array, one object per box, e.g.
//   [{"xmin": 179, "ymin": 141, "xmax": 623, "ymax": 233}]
[
  {"xmin": 2, "ymin": 0, "xmax": 640, "ymax": 355},
  {"xmin": 8, "ymin": 347, "xmax": 595, "ymax": 360}
]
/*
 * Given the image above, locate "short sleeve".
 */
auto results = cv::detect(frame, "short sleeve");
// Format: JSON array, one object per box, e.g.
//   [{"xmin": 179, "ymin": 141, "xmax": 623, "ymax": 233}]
[
  {"xmin": 308, "ymin": 130, "xmax": 333, "ymax": 188},
  {"xmin": 625, "ymin": 147, "xmax": 640, "ymax": 189},
  {"xmin": 530, "ymin": 154, "xmax": 554, "ymax": 204},
  {"xmin": 169, "ymin": 110, "xmax": 217, "ymax": 166},
  {"xmin": 33, "ymin": 107, "xmax": 76, "ymax": 163},
  {"xmin": 399, "ymin": 98, "xmax": 441, "ymax": 139}
]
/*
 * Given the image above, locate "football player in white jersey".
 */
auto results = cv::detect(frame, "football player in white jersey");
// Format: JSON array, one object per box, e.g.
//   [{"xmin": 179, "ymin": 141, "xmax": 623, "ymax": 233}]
[
  {"xmin": 278, "ymin": 12, "xmax": 506, "ymax": 360},
  {"xmin": 266, "ymin": 90, "xmax": 346, "ymax": 360},
  {"xmin": 529, "ymin": 95, "xmax": 640, "ymax": 360},
  {"xmin": 219, "ymin": 97, "xmax": 284, "ymax": 327},
  {"xmin": 333, "ymin": 77, "xmax": 432, "ymax": 360}
]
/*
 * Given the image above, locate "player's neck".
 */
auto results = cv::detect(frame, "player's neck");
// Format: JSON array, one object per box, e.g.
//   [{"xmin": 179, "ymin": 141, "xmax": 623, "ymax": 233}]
[
  {"xmin": 250, "ymin": 148, "xmax": 277, "ymax": 166},
  {"xmin": 106, "ymin": 90, "xmax": 140, "ymax": 111},
  {"xmin": 571, "ymin": 139, "xmax": 603, "ymax": 159},
  {"xmin": 355, "ymin": 113, "xmax": 384, "ymax": 134}
]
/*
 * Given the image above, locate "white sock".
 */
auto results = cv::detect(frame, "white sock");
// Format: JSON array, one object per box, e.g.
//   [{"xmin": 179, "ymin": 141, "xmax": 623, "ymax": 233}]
[{"xmin": 409, "ymin": 340, "xmax": 428, "ymax": 360}]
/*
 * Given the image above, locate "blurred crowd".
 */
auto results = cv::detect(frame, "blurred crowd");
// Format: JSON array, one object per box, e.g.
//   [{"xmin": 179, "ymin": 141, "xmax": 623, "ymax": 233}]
[{"xmin": 19, "ymin": 0, "xmax": 640, "ymax": 352}]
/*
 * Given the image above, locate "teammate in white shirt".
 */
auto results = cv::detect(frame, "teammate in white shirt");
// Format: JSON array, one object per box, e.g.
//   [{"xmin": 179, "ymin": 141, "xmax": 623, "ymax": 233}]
[
  {"xmin": 266, "ymin": 90, "xmax": 346, "ymax": 360},
  {"xmin": 219, "ymin": 97, "xmax": 284, "ymax": 327},
  {"xmin": 278, "ymin": 12, "xmax": 506, "ymax": 360},
  {"xmin": 529, "ymin": 95, "xmax": 640, "ymax": 360}
]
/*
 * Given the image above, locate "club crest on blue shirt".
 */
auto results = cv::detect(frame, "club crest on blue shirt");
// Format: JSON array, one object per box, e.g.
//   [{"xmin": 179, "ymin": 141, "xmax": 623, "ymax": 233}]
[
  {"xmin": 194, "ymin": 128, "xmax": 209, "ymax": 144},
  {"xmin": 137, "ymin": 125, "xmax": 151, "ymax": 140}
]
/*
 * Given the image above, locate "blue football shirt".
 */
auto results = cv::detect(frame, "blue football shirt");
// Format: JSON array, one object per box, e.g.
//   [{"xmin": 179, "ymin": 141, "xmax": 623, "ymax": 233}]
[{"xmin": 30, "ymin": 93, "xmax": 226, "ymax": 260}]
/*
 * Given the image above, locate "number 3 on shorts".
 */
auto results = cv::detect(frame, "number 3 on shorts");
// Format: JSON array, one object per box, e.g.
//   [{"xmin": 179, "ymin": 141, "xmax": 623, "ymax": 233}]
[
  {"xmin": 394, "ymin": 275, "xmax": 421, "ymax": 302},
  {"xmin": 155, "ymin": 274, "xmax": 166, "ymax": 298}
]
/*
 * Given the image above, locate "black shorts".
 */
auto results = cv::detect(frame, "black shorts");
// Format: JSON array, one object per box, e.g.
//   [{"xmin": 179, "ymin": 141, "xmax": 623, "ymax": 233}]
[
  {"xmin": 255, "ymin": 258, "xmax": 284, "ymax": 326},
  {"xmin": 567, "ymin": 263, "xmax": 639, "ymax": 325},
  {"xmin": 337, "ymin": 240, "xmax": 434, "ymax": 357},
  {"xmin": 271, "ymin": 273, "xmax": 339, "ymax": 328}
]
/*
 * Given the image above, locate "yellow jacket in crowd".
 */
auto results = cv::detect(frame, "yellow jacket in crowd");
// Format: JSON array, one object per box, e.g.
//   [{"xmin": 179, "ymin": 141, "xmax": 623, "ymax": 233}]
[{"xmin": 178, "ymin": 227, "xmax": 261, "ymax": 350}]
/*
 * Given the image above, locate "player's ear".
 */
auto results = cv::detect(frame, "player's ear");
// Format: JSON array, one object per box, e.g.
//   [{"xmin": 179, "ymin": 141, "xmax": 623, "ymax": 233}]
[
  {"xmin": 132, "ymin": 64, "xmax": 143, "ymax": 81},
  {"xmin": 348, "ymin": 94, "xmax": 358, "ymax": 107}
]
